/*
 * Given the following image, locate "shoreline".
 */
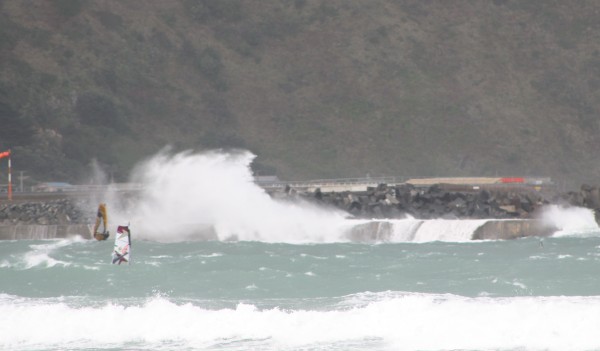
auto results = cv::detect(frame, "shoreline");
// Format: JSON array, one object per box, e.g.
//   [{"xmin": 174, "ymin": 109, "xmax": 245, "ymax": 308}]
[
  {"xmin": 0, "ymin": 218, "xmax": 557, "ymax": 241},
  {"xmin": 1, "ymin": 182, "xmax": 598, "ymax": 241}
]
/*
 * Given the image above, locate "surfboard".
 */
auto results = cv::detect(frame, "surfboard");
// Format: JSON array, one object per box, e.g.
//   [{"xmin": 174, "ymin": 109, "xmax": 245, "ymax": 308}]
[{"xmin": 112, "ymin": 225, "xmax": 131, "ymax": 265}]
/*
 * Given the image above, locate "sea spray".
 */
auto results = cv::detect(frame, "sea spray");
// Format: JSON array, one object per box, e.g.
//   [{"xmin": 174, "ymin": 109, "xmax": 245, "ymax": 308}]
[
  {"xmin": 540, "ymin": 204, "xmax": 600, "ymax": 237},
  {"xmin": 115, "ymin": 149, "xmax": 350, "ymax": 242}
]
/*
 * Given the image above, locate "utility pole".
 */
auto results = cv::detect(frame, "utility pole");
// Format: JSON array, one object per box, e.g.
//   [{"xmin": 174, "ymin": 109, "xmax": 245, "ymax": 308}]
[{"xmin": 0, "ymin": 150, "xmax": 11, "ymax": 200}]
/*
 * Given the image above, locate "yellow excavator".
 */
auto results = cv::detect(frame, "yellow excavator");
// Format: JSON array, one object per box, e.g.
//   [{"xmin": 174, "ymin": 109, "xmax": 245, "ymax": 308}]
[{"xmin": 92, "ymin": 203, "xmax": 110, "ymax": 241}]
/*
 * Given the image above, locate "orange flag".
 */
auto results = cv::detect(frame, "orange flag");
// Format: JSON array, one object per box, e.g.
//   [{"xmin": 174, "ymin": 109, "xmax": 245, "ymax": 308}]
[{"xmin": 0, "ymin": 150, "xmax": 9, "ymax": 159}]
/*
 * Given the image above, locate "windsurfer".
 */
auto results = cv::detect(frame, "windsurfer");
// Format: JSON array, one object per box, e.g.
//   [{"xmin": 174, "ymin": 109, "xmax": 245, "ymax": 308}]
[
  {"xmin": 92, "ymin": 203, "xmax": 110, "ymax": 241},
  {"xmin": 112, "ymin": 225, "xmax": 131, "ymax": 264}
]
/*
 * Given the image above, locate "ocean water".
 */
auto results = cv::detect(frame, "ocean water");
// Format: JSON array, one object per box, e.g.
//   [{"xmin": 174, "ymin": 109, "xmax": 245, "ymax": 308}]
[
  {"xmin": 2, "ymin": 232, "xmax": 600, "ymax": 351},
  {"xmin": 2, "ymin": 150, "xmax": 600, "ymax": 350}
]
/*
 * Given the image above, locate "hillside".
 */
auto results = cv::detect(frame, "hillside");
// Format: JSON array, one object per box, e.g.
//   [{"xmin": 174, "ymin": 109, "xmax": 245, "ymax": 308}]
[{"xmin": 1, "ymin": 0, "xmax": 599, "ymax": 189}]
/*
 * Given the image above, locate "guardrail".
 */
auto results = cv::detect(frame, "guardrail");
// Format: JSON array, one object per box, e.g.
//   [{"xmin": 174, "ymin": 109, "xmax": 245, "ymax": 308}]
[
  {"xmin": 256, "ymin": 176, "xmax": 403, "ymax": 190},
  {"xmin": 256, "ymin": 176, "xmax": 409, "ymax": 193},
  {"xmin": 28, "ymin": 183, "xmax": 145, "ymax": 193}
]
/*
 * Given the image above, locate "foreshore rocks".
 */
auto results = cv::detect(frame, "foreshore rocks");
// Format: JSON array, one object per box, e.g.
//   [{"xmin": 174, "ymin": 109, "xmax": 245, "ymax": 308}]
[
  {"xmin": 0, "ymin": 199, "xmax": 95, "ymax": 240},
  {"xmin": 0, "ymin": 199, "xmax": 92, "ymax": 225},
  {"xmin": 285, "ymin": 183, "xmax": 600, "ymax": 225}
]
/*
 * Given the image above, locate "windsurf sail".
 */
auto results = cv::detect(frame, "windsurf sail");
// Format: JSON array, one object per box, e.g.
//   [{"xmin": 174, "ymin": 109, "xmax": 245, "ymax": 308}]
[
  {"xmin": 112, "ymin": 225, "xmax": 131, "ymax": 265},
  {"xmin": 92, "ymin": 203, "xmax": 109, "ymax": 241}
]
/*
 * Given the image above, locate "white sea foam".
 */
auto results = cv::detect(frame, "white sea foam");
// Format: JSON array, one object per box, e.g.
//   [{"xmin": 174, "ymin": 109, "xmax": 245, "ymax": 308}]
[
  {"xmin": 409, "ymin": 218, "xmax": 488, "ymax": 242},
  {"xmin": 541, "ymin": 204, "xmax": 600, "ymax": 237},
  {"xmin": 1, "ymin": 293, "xmax": 599, "ymax": 351},
  {"xmin": 21, "ymin": 238, "xmax": 81, "ymax": 269},
  {"xmin": 199, "ymin": 253, "xmax": 223, "ymax": 258},
  {"xmin": 344, "ymin": 217, "xmax": 489, "ymax": 243}
]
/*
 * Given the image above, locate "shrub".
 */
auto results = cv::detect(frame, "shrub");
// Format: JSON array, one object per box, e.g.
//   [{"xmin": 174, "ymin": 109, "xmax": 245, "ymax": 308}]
[
  {"xmin": 51, "ymin": 0, "xmax": 85, "ymax": 19},
  {"xmin": 196, "ymin": 47, "xmax": 228, "ymax": 90},
  {"xmin": 75, "ymin": 92, "xmax": 129, "ymax": 132},
  {"xmin": 0, "ymin": 100, "xmax": 34, "ymax": 148},
  {"xmin": 184, "ymin": 0, "xmax": 243, "ymax": 23},
  {"xmin": 94, "ymin": 11, "xmax": 123, "ymax": 31}
]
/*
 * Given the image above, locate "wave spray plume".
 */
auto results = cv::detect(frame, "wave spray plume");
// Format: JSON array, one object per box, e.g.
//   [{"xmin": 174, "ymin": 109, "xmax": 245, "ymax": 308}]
[{"xmin": 118, "ymin": 149, "xmax": 349, "ymax": 242}]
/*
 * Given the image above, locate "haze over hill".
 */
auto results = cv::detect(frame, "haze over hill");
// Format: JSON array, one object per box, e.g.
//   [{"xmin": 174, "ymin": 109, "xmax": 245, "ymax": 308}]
[{"xmin": 1, "ymin": 0, "xmax": 599, "ymax": 189}]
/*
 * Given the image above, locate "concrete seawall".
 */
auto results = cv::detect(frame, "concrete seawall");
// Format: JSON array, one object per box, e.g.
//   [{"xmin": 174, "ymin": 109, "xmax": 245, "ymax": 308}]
[
  {"xmin": 0, "ymin": 225, "xmax": 93, "ymax": 240},
  {"xmin": 344, "ymin": 219, "xmax": 556, "ymax": 243},
  {"xmin": 0, "ymin": 219, "xmax": 556, "ymax": 241},
  {"xmin": 472, "ymin": 220, "xmax": 556, "ymax": 240}
]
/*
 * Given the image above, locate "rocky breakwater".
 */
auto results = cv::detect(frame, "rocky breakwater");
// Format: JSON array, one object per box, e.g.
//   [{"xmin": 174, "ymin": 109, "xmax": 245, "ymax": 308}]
[
  {"xmin": 0, "ymin": 199, "xmax": 94, "ymax": 239},
  {"xmin": 281, "ymin": 183, "xmax": 600, "ymax": 240},
  {"xmin": 296, "ymin": 183, "xmax": 549, "ymax": 220}
]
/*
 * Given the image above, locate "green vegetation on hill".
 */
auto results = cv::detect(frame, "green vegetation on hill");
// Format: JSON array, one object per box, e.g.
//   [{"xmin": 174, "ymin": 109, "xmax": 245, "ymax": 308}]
[{"xmin": 0, "ymin": 0, "xmax": 599, "ymax": 189}]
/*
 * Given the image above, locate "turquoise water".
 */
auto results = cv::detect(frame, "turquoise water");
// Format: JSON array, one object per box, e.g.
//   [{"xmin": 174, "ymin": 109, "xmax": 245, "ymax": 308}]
[{"xmin": 2, "ymin": 234, "xmax": 600, "ymax": 350}]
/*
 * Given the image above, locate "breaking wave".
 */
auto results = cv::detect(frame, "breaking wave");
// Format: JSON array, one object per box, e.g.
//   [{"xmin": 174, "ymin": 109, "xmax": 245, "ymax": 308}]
[
  {"xmin": 92, "ymin": 149, "xmax": 599, "ymax": 243},
  {"xmin": 1, "ymin": 292, "xmax": 599, "ymax": 351}
]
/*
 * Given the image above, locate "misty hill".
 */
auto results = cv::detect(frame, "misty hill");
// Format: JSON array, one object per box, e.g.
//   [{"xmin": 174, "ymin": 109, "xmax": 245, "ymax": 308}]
[{"xmin": 1, "ymin": 0, "xmax": 599, "ymax": 189}]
